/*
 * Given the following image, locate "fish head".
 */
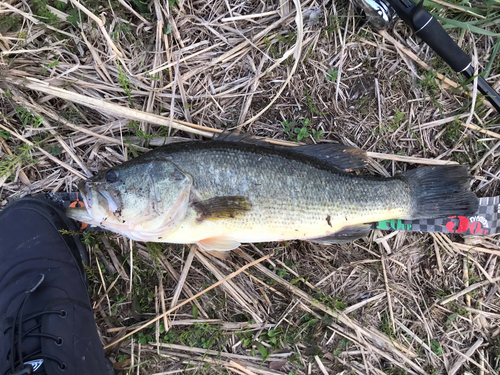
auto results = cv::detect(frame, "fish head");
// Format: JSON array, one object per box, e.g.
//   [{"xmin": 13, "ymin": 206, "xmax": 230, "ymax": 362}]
[{"xmin": 67, "ymin": 158, "xmax": 193, "ymax": 241}]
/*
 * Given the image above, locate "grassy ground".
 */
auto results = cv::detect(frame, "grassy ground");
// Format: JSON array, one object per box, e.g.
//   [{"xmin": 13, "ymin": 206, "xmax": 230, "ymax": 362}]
[{"xmin": 1, "ymin": 0, "xmax": 500, "ymax": 374}]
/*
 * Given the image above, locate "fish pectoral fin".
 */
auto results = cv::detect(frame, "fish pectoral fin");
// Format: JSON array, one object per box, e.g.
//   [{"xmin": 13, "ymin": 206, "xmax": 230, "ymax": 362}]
[
  {"xmin": 192, "ymin": 196, "xmax": 251, "ymax": 221},
  {"xmin": 292, "ymin": 144, "xmax": 368, "ymax": 171},
  {"xmin": 196, "ymin": 236, "xmax": 241, "ymax": 251},
  {"xmin": 311, "ymin": 224, "xmax": 372, "ymax": 244}
]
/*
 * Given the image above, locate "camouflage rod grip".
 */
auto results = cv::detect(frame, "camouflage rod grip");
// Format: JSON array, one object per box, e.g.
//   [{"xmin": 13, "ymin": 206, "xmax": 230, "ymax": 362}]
[{"xmin": 372, "ymin": 196, "xmax": 500, "ymax": 236}]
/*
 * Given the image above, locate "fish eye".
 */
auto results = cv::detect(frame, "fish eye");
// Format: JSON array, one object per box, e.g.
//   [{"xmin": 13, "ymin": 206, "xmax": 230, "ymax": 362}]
[{"xmin": 106, "ymin": 170, "xmax": 118, "ymax": 183}]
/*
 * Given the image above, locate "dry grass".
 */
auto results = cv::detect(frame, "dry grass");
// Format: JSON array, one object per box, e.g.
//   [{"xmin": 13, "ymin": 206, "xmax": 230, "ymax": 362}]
[{"xmin": 1, "ymin": 0, "xmax": 500, "ymax": 374}]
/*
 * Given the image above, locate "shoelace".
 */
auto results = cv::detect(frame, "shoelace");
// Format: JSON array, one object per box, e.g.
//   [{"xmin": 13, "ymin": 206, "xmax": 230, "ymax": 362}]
[{"xmin": 4, "ymin": 274, "xmax": 67, "ymax": 375}]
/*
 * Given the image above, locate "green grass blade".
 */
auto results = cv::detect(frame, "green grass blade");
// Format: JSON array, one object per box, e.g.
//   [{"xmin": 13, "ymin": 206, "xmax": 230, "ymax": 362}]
[
  {"xmin": 423, "ymin": 0, "xmax": 485, "ymax": 16},
  {"xmin": 436, "ymin": 16, "xmax": 500, "ymax": 36},
  {"xmin": 484, "ymin": 39, "xmax": 500, "ymax": 79}
]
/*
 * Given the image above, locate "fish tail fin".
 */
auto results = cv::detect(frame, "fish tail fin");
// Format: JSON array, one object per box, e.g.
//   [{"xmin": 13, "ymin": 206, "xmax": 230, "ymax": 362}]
[{"xmin": 403, "ymin": 165, "xmax": 478, "ymax": 219}]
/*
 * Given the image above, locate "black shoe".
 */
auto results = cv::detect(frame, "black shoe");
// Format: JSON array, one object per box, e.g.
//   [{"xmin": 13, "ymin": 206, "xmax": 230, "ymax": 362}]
[{"xmin": 0, "ymin": 197, "xmax": 115, "ymax": 375}]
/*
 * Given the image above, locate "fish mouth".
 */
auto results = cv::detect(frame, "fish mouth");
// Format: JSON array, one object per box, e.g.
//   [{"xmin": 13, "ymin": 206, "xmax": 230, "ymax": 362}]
[
  {"xmin": 78, "ymin": 181, "xmax": 120, "ymax": 217},
  {"xmin": 98, "ymin": 188, "xmax": 120, "ymax": 213},
  {"xmin": 78, "ymin": 180, "xmax": 93, "ymax": 215}
]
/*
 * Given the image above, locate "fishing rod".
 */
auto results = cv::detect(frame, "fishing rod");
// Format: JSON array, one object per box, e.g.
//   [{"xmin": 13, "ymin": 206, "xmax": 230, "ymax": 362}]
[{"xmin": 353, "ymin": 0, "xmax": 500, "ymax": 113}]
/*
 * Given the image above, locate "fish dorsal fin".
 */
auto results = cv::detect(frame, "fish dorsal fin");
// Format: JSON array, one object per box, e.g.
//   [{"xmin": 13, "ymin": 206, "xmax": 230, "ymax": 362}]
[
  {"xmin": 215, "ymin": 132, "xmax": 367, "ymax": 171},
  {"xmin": 192, "ymin": 196, "xmax": 252, "ymax": 221},
  {"xmin": 215, "ymin": 132, "xmax": 268, "ymax": 147},
  {"xmin": 311, "ymin": 224, "xmax": 372, "ymax": 244},
  {"xmin": 197, "ymin": 236, "xmax": 241, "ymax": 251},
  {"xmin": 291, "ymin": 144, "xmax": 367, "ymax": 171}
]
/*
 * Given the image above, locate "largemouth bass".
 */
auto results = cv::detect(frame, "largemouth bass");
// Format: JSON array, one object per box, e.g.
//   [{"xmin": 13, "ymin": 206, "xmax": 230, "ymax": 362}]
[{"xmin": 67, "ymin": 136, "xmax": 479, "ymax": 252}]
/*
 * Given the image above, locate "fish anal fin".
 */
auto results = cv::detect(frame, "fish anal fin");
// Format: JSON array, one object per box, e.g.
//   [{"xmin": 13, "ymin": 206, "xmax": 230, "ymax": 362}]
[
  {"xmin": 311, "ymin": 224, "xmax": 371, "ymax": 244},
  {"xmin": 196, "ymin": 236, "xmax": 241, "ymax": 251},
  {"xmin": 192, "ymin": 196, "xmax": 251, "ymax": 221},
  {"xmin": 293, "ymin": 144, "xmax": 367, "ymax": 171}
]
